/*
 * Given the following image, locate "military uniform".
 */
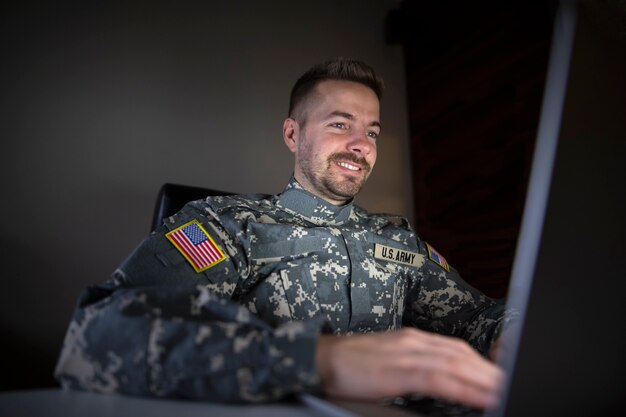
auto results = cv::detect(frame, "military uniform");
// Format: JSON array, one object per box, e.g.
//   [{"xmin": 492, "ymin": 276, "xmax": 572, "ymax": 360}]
[{"xmin": 55, "ymin": 177, "xmax": 508, "ymax": 402}]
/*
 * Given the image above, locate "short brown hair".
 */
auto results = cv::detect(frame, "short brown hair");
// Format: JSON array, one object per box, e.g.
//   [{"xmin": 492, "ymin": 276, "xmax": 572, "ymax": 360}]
[{"xmin": 288, "ymin": 58, "xmax": 384, "ymax": 122}]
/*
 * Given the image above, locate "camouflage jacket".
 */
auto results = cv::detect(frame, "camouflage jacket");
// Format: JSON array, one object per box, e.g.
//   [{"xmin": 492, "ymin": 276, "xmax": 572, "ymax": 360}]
[{"xmin": 55, "ymin": 177, "xmax": 507, "ymax": 402}]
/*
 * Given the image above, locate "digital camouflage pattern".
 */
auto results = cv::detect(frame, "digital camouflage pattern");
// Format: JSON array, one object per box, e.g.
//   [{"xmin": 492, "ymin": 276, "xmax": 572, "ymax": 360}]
[{"xmin": 55, "ymin": 177, "xmax": 508, "ymax": 402}]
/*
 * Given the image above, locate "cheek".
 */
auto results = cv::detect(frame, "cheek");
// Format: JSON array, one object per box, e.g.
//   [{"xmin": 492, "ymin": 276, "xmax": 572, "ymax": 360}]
[
  {"xmin": 368, "ymin": 147, "xmax": 377, "ymax": 167},
  {"xmin": 311, "ymin": 137, "xmax": 336, "ymax": 156},
  {"xmin": 302, "ymin": 140, "xmax": 322, "ymax": 158}
]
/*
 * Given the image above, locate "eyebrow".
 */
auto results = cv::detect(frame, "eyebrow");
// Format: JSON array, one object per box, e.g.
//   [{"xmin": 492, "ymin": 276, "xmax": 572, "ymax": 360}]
[{"xmin": 326, "ymin": 110, "xmax": 381, "ymax": 129}]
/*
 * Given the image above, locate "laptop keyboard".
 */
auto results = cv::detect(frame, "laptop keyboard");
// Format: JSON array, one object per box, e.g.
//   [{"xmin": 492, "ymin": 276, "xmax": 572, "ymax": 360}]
[{"xmin": 389, "ymin": 395, "xmax": 484, "ymax": 417}]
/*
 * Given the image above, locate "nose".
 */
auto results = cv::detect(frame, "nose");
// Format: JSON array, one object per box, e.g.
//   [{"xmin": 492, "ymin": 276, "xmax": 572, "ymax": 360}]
[{"xmin": 346, "ymin": 129, "xmax": 374, "ymax": 156}]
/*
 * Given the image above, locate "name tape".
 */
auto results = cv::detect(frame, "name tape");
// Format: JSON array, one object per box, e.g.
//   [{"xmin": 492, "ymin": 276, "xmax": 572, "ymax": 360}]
[{"xmin": 374, "ymin": 243, "xmax": 422, "ymax": 267}]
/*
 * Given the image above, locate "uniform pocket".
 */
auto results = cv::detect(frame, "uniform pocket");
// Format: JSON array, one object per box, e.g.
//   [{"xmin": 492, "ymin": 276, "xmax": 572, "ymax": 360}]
[
  {"xmin": 250, "ymin": 236, "xmax": 323, "ymax": 264},
  {"xmin": 243, "ymin": 271, "xmax": 293, "ymax": 325},
  {"xmin": 280, "ymin": 265, "xmax": 321, "ymax": 321},
  {"xmin": 244, "ymin": 224, "xmax": 331, "ymax": 323},
  {"xmin": 350, "ymin": 256, "xmax": 408, "ymax": 332},
  {"xmin": 249, "ymin": 235, "xmax": 325, "ymax": 288},
  {"xmin": 241, "ymin": 265, "xmax": 322, "ymax": 325}
]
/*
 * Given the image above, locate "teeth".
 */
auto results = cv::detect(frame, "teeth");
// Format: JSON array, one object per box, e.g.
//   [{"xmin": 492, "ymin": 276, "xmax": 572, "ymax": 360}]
[{"xmin": 337, "ymin": 161, "xmax": 360, "ymax": 171}]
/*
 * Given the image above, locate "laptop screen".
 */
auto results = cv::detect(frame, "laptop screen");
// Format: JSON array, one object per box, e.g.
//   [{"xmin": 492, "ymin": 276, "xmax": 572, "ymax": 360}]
[
  {"xmin": 302, "ymin": 1, "xmax": 626, "ymax": 416},
  {"xmin": 498, "ymin": 1, "xmax": 626, "ymax": 416}
]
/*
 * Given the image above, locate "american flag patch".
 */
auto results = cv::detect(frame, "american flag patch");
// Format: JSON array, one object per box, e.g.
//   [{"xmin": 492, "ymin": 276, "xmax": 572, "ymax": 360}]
[
  {"xmin": 425, "ymin": 242, "xmax": 450, "ymax": 272},
  {"xmin": 165, "ymin": 220, "xmax": 226, "ymax": 272}
]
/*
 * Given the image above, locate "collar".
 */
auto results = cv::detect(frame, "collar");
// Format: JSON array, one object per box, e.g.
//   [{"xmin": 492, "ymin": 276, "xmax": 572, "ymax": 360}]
[{"xmin": 275, "ymin": 177, "xmax": 354, "ymax": 226}]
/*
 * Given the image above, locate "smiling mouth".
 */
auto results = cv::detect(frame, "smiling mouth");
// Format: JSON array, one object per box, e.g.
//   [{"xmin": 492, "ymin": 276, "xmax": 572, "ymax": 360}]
[
  {"xmin": 329, "ymin": 153, "xmax": 371, "ymax": 174},
  {"xmin": 336, "ymin": 161, "xmax": 361, "ymax": 171}
]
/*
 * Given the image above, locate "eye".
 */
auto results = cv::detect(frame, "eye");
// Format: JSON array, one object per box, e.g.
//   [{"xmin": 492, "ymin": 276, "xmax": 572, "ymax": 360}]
[
  {"xmin": 330, "ymin": 122, "xmax": 346, "ymax": 129},
  {"xmin": 367, "ymin": 130, "xmax": 379, "ymax": 139}
]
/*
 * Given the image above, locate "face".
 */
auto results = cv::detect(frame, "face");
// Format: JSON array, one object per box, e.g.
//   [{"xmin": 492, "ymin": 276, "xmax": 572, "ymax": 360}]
[{"xmin": 283, "ymin": 80, "xmax": 380, "ymax": 205}]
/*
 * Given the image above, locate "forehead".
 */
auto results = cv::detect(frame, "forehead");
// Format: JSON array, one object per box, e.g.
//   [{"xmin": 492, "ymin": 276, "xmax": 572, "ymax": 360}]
[{"xmin": 306, "ymin": 80, "xmax": 380, "ymax": 119}]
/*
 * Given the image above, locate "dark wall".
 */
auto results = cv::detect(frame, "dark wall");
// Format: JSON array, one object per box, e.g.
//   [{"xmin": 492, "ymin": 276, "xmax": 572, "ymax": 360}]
[
  {"xmin": 390, "ymin": 1, "xmax": 557, "ymax": 298},
  {"xmin": 505, "ymin": 3, "xmax": 626, "ymax": 414},
  {"xmin": 0, "ymin": 0, "xmax": 410, "ymax": 391},
  {"xmin": 392, "ymin": 0, "xmax": 624, "ymax": 301}
]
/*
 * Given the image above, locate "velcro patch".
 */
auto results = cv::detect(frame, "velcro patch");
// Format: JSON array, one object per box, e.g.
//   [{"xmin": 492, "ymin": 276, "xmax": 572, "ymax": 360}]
[
  {"xmin": 374, "ymin": 244, "xmax": 422, "ymax": 267},
  {"xmin": 165, "ymin": 220, "xmax": 226, "ymax": 272},
  {"xmin": 425, "ymin": 242, "xmax": 450, "ymax": 272}
]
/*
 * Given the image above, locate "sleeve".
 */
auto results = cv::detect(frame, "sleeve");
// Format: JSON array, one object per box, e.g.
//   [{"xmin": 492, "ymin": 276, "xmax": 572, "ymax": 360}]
[
  {"xmin": 117, "ymin": 201, "xmax": 245, "ymax": 296},
  {"xmin": 54, "ymin": 281, "xmax": 323, "ymax": 402},
  {"xmin": 403, "ymin": 239, "xmax": 516, "ymax": 356},
  {"xmin": 54, "ymin": 202, "xmax": 324, "ymax": 402}
]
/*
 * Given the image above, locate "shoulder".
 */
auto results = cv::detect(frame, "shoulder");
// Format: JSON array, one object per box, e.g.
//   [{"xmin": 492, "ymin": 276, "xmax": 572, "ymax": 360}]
[
  {"xmin": 350, "ymin": 205, "xmax": 421, "ymax": 247},
  {"xmin": 161, "ymin": 193, "xmax": 280, "ymax": 238},
  {"xmin": 201, "ymin": 193, "xmax": 274, "ymax": 213},
  {"xmin": 351, "ymin": 204, "xmax": 414, "ymax": 232},
  {"xmin": 164, "ymin": 193, "xmax": 274, "ymax": 223}
]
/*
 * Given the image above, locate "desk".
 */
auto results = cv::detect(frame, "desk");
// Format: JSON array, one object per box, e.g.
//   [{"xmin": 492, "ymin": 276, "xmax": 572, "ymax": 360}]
[{"xmin": 0, "ymin": 389, "xmax": 325, "ymax": 417}]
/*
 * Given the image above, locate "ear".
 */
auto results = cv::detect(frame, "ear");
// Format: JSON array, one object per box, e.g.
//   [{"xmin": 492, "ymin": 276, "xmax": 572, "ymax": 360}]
[{"xmin": 282, "ymin": 118, "xmax": 299, "ymax": 153}]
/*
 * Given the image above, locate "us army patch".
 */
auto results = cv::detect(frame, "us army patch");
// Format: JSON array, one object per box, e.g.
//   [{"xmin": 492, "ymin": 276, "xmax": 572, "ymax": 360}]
[
  {"xmin": 374, "ymin": 243, "xmax": 421, "ymax": 267},
  {"xmin": 425, "ymin": 242, "xmax": 450, "ymax": 272},
  {"xmin": 165, "ymin": 220, "xmax": 226, "ymax": 272}
]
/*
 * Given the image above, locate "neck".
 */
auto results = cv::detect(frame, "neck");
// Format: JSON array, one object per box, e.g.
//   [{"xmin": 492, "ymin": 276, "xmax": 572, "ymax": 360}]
[
  {"xmin": 293, "ymin": 172, "xmax": 351, "ymax": 207},
  {"xmin": 278, "ymin": 176, "xmax": 355, "ymax": 226}
]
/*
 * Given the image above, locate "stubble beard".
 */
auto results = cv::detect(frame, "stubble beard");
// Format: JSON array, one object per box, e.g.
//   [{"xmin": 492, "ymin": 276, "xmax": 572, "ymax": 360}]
[{"xmin": 300, "ymin": 150, "xmax": 372, "ymax": 203}]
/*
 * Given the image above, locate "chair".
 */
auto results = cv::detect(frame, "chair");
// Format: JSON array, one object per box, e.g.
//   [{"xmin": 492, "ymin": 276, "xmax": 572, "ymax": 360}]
[{"xmin": 150, "ymin": 183, "xmax": 233, "ymax": 231}]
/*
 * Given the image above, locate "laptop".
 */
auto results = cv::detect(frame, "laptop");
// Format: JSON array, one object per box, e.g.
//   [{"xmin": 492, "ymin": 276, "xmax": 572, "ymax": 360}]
[{"xmin": 302, "ymin": 1, "xmax": 626, "ymax": 416}]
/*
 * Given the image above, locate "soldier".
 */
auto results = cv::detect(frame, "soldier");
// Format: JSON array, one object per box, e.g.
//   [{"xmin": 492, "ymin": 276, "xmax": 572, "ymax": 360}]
[{"xmin": 55, "ymin": 58, "xmax": 510, "ymax": 410}]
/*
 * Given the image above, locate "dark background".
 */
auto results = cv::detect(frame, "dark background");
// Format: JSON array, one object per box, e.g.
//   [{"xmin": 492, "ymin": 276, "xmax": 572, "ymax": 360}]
[
  {"xmin": 1, "ymin": 0, "xmax": 624, "ymax": 392},
  {"xmin": 0, "ymin": 0, "xmax": 412, "ymax": 391}
]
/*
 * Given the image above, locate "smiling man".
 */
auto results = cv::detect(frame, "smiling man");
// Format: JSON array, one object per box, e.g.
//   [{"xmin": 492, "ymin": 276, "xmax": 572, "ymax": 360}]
[
  {"xmin": 284, "ymin": 78, "xmax": 379, "ymax": 204},
  {"xmin": 56, "ymin": 58, "xmax": 509, "ymax": 410}
]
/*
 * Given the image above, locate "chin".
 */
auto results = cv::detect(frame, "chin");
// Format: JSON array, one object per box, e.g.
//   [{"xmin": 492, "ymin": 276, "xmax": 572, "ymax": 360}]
[{"xmin": 332, "ymin": 184, "xmax": 363, "ymax": 199}]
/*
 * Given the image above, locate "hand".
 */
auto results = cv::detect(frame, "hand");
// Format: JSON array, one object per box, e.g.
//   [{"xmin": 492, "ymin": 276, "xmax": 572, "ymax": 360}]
[
  {"xmin": 489, "ymin": 327, "xmax": 514, "ymax": 361},
  {"xmin": 315, "ymin": 328, "xmax": 503, "ymax": 410},
  {"xmin": 489, "ymin": 336, "xmax": 504, "ymax": 361}
]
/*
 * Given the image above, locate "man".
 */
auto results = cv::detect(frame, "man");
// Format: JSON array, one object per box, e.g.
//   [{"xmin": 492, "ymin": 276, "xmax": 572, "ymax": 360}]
[{"xmin": 55, "ymin": 58, "xmax": 509, "ymax": 410}]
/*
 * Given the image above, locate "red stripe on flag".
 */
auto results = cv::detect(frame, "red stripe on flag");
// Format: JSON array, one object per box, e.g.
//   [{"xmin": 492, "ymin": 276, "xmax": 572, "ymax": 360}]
[
  {"xmin": 166, "ymin": 220, "xmax": 226, "ymax": 272},
  {"xmin": 170, "ymin": 231, "xmax": 207, "ymax": 269},
  {"xmin": 194, "ymin": 239, "xmax": 218, "ymax": 263}
]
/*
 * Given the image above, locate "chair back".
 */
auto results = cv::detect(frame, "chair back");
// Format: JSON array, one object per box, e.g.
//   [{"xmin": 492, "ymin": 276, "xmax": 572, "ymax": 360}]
[{"xmin": 151, "ymin": 183, "xmax": 232, "ymax": 231}]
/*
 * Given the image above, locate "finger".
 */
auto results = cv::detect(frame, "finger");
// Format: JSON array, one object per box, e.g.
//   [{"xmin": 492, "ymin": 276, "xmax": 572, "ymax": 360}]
[
  {"xmin": 418, "ymin": 369, "xmax": 501, "ymax": 410},
  {"xmin": 385, "ymin": 356, "xmax": 500, "ymax": 409},
  {"xmin": 409, "ymin": 351, "xmax": 503, "ymax": 393},
  {"xmin": 400, "ymin": 330, "xmax": 504, "ymax": 391},
  {"xmin": 387, "ymin": 340, "xmax": 503, "ymax": 407}
]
